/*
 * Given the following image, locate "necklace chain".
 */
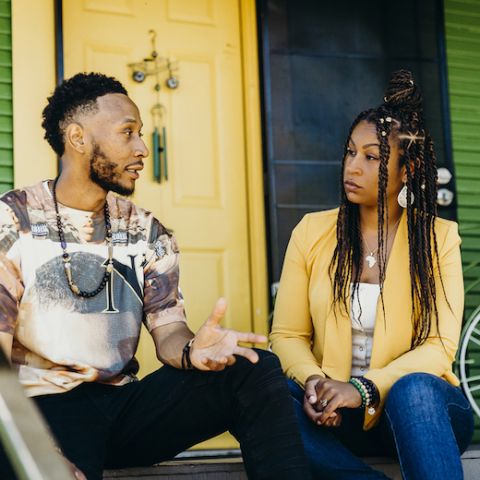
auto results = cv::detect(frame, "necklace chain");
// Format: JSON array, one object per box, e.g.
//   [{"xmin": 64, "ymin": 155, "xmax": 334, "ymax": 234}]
[
  {"xmin": 52, "ymin": 178, "xmax": 114, "ymax": 297},
  {"xmin": 362, "ymin": 218, "xmax": 401, "ymax": 269}
]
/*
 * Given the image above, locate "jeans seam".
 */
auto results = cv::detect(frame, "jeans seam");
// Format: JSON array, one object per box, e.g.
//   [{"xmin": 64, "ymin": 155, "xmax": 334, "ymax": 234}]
[
  {"xmin": 446, "ymin": 401, "xmax": 472, "ymax": 412},
  {"xmin": 384, "ymin": 408, "xmax": 407, "ymax": 479}
]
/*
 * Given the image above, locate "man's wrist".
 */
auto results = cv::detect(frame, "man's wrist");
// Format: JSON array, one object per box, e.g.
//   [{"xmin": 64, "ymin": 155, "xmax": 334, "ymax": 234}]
[{"xmin": 181, "ymin": 338, "xmax": 195, "ymax": 369}]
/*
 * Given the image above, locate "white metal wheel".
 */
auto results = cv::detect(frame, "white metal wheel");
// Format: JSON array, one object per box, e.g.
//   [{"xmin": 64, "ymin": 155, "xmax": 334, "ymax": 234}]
[{"xmin": 459, "ymin": 306, "xmax": 480, "ymax": 419}]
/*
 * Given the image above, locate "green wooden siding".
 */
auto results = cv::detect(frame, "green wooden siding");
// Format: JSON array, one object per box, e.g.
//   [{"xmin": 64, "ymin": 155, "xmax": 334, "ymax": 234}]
[
  {"xmin": 445, "ymin": 0, "xmax": 480, "ymax": 320},
  {"xmin": 445, "ymin": 0, "xmax": 480, "ymax": 442},
  {"xmin": 0, "ymin": 0, "xmax": 11, "ymax": 193}
]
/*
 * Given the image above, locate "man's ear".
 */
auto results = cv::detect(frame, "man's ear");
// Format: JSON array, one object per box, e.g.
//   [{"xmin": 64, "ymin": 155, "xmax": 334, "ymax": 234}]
[{"xmin": 65, "ymin": 123, "xmax": 86, "ymax": 153}]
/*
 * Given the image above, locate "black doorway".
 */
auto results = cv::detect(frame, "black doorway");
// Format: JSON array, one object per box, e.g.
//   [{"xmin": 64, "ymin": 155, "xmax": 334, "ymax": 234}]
[{"xmin": 258, "ymin": 0, "xmax": 455, "ymax": 286}]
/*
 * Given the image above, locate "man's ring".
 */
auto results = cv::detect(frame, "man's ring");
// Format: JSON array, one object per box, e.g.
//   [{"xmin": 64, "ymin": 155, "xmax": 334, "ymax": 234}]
[{"xmin": 320, "ymin": 399, "xmax": 328, "ymax": 408}]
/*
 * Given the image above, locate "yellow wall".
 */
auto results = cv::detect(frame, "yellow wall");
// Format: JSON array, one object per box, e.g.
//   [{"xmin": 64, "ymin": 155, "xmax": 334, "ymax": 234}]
[{"xmin": 12, "ymin": 0, "xmax": 57, "ymax": 187}]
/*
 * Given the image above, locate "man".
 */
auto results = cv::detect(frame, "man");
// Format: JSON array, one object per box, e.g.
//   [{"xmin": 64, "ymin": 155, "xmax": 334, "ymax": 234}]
[{"xmin": 0, "ymin": 73, "xmax": 310, "ymax": 479}]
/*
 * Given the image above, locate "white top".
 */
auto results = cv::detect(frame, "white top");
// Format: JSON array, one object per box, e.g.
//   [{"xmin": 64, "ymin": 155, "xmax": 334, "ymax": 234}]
[{"xmin": 350, "ymin": 283, "xmax": 380, "ymax": 377}]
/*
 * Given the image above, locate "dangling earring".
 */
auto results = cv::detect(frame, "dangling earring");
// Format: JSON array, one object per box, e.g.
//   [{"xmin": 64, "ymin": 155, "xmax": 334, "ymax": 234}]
[{"xmin": 397, "ymin": 183, "xmax": 414, "ymax": 208}]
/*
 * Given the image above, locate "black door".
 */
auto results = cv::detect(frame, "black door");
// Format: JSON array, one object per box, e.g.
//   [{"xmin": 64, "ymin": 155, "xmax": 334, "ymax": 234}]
[{"xmin": 258, "ymin": 0, "xmax": 456, "ymax": 285}]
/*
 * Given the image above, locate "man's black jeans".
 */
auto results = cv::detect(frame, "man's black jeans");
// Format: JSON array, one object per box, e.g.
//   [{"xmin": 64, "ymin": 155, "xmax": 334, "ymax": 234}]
[{"xmin": 1, "ymin": 350, "xmax": 310, "ymax": 480}]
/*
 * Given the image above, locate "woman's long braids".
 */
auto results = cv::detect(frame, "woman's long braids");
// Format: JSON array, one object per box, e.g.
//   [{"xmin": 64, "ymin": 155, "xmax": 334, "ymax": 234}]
[{"xmin": 329, "ymin": 70, "xmax": 444, "ymax": 348}]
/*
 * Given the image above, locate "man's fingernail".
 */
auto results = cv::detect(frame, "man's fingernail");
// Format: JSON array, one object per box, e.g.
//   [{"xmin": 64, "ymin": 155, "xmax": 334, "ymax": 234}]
[{"xmin": 308, "ymin": 395, "xmax": 316, "ymax": 403}]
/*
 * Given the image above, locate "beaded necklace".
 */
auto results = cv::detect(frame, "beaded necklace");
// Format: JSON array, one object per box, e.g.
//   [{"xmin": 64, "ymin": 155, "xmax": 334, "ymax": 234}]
[{"xmin": 52, "ymin": 178, "xmax": 114, "ymax": 298}]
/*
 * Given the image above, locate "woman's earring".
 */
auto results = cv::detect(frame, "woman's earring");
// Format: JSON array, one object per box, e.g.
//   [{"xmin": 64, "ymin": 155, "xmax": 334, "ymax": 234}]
[{"xmin": 397, "ymin": 184, "xmax": 414, "ymax": 208}]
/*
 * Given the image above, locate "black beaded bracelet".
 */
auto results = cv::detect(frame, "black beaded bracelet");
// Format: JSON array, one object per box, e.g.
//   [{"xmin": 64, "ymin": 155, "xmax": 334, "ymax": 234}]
[
  {"xmin": 181, "ymin": 338, "xmax": 195, "ymax": 370},
  {"xmin": 356, "ymin": 376, "xmax": 379, "ymax": 406}
]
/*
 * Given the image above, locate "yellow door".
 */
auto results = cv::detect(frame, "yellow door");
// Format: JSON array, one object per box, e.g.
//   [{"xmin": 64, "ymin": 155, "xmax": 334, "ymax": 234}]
[{"xmin": 63, "ymin": 0, "xmax": 253, "ymax": 450}]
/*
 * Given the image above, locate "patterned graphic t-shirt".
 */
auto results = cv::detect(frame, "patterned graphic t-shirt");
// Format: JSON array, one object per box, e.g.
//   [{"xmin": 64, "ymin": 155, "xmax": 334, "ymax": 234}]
[{"xmin": 0, "ymin": 180, "xmax": 186, "ymax": 397}]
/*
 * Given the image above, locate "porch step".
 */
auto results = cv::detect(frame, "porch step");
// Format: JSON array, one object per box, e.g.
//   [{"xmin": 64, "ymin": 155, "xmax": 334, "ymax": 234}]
[
  {"xmin": 103, "ymin": 458, "xmax": 246, "ymax": 479},
  {"xmin": 103, "ymin": 446, "xmax": 480, "ymax": 479}
]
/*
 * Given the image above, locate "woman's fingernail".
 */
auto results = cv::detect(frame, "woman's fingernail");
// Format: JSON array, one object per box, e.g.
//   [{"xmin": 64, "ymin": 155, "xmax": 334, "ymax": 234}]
[{"xmin": 308, "ymin": 395, "xmax": 316, "ymax": 403}]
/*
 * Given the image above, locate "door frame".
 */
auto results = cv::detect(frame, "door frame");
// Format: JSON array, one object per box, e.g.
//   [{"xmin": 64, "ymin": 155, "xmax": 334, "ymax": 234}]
[{"xmin": 238, "ymin": 0, "xmax": 269, "ymax": 336}]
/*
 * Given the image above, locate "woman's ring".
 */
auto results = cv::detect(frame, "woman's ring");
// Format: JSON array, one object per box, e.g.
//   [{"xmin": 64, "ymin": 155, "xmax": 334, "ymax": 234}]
[{"xmin": 320, "ymin": 399, "xmax": 328, "ymax": 408}]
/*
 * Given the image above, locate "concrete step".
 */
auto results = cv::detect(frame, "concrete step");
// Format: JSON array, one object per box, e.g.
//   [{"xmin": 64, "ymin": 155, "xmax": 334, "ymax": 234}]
[
  {"xmin": 104, "ymin": 458, "xmax": 246, "ymax": 479},
  {"xmin": 103, "ymin": 446, "xmax": 480, "ymax": 479}
]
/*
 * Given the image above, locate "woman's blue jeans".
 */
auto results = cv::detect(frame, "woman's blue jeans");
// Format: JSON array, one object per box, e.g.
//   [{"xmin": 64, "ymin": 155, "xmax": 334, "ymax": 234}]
[{"xmin": 289, "ymin": 373, "xmax": 474, "ymax": 479}]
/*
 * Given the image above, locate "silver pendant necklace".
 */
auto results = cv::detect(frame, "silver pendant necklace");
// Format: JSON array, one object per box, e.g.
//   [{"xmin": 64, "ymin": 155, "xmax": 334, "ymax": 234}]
[
  {"xmin": 362, "ymin": 218, "xmax": 401, "ymax": 269},
  {"xmin": 365, "ymin": 251, "xmax": 377, "ymax": 269}
]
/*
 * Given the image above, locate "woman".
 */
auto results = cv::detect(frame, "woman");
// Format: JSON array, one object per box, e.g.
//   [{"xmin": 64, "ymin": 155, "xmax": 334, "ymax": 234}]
[{"xmin": 270, "ymin": 70, "xmax": 474, "ymax": 480}]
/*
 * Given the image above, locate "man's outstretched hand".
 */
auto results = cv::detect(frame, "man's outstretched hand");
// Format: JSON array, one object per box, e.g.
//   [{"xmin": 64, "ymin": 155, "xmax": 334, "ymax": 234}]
[{"xmin": 189, "ymin": 298, "xmax": 267, "ymax": 371}]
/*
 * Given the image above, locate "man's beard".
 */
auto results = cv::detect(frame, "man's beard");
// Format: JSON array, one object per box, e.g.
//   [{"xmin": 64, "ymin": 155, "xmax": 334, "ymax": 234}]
[{"xmin": 89, "ymin": 143, "xmax": 134, "ymax": 196}]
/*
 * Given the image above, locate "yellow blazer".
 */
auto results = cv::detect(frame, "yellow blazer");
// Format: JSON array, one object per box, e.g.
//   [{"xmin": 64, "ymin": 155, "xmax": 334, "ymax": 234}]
[{"xmin": 270, "ymin": 208, "xmax": 464, "ymax": 429}]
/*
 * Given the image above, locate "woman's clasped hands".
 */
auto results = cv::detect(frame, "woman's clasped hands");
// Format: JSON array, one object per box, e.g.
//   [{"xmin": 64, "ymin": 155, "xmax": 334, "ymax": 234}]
[{"xmin": 304, "ymin": 375, "xmax": 363, "ymax": 428}]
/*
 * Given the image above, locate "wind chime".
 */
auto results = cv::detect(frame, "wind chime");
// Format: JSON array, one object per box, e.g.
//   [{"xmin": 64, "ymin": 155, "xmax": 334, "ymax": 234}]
[{"xmin": 127, "ymin": 30, "xmax": 179, "ymax": 183}]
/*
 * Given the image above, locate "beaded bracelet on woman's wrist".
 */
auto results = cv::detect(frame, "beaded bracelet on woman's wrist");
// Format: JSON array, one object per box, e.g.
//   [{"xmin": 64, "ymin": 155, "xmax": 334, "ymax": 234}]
[
  {"xmin": 349, "ymin": 377, "xmax": 367, "ymax": 408},
  {"xmin": 349, "ymin": 376, "xmax": 379, "ymax": 413}
]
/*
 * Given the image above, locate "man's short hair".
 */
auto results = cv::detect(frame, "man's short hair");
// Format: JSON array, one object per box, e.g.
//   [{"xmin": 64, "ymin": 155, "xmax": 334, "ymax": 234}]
[{"xmin": 42, "ymin": 72, "xmax": 128, "ymax": 156}]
